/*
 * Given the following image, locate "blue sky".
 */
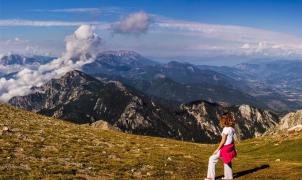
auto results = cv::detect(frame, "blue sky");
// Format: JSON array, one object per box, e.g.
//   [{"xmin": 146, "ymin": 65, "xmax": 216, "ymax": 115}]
[{"xmin": 1, "ymin": 0, "xmax": 302, "ymax": 65}]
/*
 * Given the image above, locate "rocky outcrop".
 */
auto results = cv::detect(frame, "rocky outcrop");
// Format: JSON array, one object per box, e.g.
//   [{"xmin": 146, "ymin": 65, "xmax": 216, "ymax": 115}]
[
  {"xmin": 178, "ymin": 101, "xmax": 279, "ymax": 141},
  {"xmin": 278, "ymin": 110, "xmax": 302, "ymax": 130},
  {"xmin": 90, "ymin": 120, "xmax": 120, "ymax": 131},
  {"xmin": 266, "ymin": 109, "xmax": 302, "ymax": 134}
]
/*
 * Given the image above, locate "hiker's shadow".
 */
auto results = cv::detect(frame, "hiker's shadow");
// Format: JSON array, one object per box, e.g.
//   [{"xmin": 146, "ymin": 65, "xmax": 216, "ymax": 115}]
[{"xmin": 216, "ymin": 164, "xmax": 270, "ymax": 179}]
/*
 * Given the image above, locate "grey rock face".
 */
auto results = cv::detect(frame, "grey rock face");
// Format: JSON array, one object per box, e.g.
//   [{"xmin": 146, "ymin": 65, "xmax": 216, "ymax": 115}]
[
  {"xmin": 266, "ymin": 109, "xmax": 302, "ymax": 134},
  {"xmin": 178, "ymin": 101, "xmax": 279, "ymax": 141}
]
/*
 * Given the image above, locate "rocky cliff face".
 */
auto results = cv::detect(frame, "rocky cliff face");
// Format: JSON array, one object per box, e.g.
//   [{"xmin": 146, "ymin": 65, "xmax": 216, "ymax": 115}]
[
  {"xmin": 266, "ymin": 109, "xmax": 302, "ymax": 134},
  {"xmin": 178, "ymin": 101, "xmax": 279, "ymax": 141},
  {"xmin": 9, "ymin": 70, "xmax": 280, "ymax": 143}
]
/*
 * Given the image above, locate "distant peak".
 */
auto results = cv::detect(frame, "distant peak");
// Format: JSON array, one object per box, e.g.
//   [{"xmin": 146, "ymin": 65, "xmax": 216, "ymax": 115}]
[
  {"xmin": 64, "ymin": 69, "xmax": 83, "ymax": 75},
  {"xmin": 0, "ymin": 54, "xmax": 23, "ymax": 59},
  {"xmin": 62, "ymin": 70, "xmax": 92, "ymax": 79}
]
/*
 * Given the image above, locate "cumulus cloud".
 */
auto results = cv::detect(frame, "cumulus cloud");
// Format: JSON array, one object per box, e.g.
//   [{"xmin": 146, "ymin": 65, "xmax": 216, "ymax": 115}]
[
  {"xmin": 0, "ymin": 25, "xmax": 103, "ymax": 102},
  {"xmin": 64, "ymin": 25, "xmax": 103, "ymax": 59},
  {"xmin": 238, "ymin": 41, "xmax": 301, "ymax": 57},
  {"xmin": 112, "ymin": 11, "xmax": 151, "ymax": 35}
]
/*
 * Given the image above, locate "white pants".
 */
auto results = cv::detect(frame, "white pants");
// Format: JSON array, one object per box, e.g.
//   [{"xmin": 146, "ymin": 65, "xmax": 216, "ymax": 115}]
[{"xmin": 206, "ymin": 150, "xmax": 233, "ymax": 179}]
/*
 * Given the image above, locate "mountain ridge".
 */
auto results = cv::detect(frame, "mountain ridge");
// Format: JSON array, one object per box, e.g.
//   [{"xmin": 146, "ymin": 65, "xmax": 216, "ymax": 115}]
[{"xmin": 9, "ymin": 70, "xmax": 280, "ymax": 143}]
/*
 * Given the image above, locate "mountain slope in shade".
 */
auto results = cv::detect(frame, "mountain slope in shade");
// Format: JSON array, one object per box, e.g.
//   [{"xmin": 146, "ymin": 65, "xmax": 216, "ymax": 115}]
[
  {"xmin": 118, "ymin": 76, "xmax": 264, "ymax": 108},
  {"xmin": 8, "ymin": 70, "xmax": 194, "ymax": 140},
  {"xmin": 82, "ymin": 51, "xmax": 301, "ymax": 112},
  {"xmin": 85, "ymin": 52, "xmax": 265, "ymax": 109},
  {"xmin": 9, "ymin": 70, "xmax": 279, "ymax": 143},
  {"xmin": 93, "ymin": 73, "xmax": 266, "ymax": 108},
  {"xmin": 198, "ymin": 61, "xmax": 302, "ymax": 112}
]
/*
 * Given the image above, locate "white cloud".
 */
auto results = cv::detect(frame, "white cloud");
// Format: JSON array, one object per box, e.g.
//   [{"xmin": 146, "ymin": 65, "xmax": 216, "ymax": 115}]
[
  {"xmin": 47, "ymin": 8, "xmax": 102, "ymax": 13},
  {"xmin": 241, "ymin": 43, "xmax": 251, "ymax": 49},
  {"xmin": 0, "ymin": 19, "xmax": 110, "ymax": 29},
  {"xmin": 64, "ymin": 25, "xmax": 103, "ymax": 59},
  {"xmin": 156, "ymin": 19, "xmax": 302, "ymax": 44},
  {"xmin": 112, "ymin": 11, "xmax": 151, "ymax": 35},
  {"xmin": 153, "ymin": 18, "xmax": 302, "ymax": 58},
  {"xmin": 34, "ymin": 7, "xmax": 121, "ymax": 15},
  {"xmin": 1, "ymin": 15, "xmax": 302, "ymax": 60},
  {"xmin": 0, "ymin": 37, "xmax": 55, "ymax": 57},
  {"xmin": 0, "ymin": 25, "xmax": 103, "ymax": 102}
]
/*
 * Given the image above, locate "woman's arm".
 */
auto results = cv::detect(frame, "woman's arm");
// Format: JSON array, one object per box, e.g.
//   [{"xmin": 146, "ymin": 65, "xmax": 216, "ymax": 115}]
[{"xmin": 213, "ymin": 134, "xmax": 227, "ymax": 155}]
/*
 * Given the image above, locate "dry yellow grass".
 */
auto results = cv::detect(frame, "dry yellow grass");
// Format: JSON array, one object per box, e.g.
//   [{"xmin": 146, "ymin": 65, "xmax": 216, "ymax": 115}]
[{"xmin": 0, "ymin": 103, "xmax": 301, "ymax": 179}]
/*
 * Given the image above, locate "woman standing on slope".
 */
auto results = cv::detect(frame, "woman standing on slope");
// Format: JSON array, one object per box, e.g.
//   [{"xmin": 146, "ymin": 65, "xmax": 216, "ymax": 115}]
[{"xmin": 205, "ymin": 112, "xmax": 237, "ymax": 180}]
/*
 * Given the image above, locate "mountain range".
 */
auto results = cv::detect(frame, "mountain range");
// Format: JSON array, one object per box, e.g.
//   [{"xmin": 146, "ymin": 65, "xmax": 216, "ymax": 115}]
[
  {"xmin": 2, "ymin": 51, "xmax": 301, "ymax": 112},
  {"xmin": 0, "ymin": 54, "xmax": 53, "ymax": 66},
  {"xmin": 9, "ymin": 70, "xmax": 280, "ymax": 143},
  {"xmin": 2, "ymin": 51, "xmax": 302, "ymax": 143},
  {"xmin": 82, "ymin": 51, "xmax": 301, "ymax": 112}
]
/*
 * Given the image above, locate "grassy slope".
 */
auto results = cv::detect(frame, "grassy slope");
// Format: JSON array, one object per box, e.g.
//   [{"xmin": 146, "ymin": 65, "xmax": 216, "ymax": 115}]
[{"xmin": 0, "ymin": 104, "xmax": 301, "ymax": 179}]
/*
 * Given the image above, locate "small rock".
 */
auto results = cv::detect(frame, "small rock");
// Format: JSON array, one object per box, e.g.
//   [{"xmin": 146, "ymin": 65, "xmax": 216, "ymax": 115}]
[
  {"xmin": 133, "ymin": 171, "xmax": 142, "ymax": 178},
  {"xmin": 184, "ymin": 155, "xmax": 192, "ymax": 159},
  {"xmin": 274, "ymin": 143, "xmax": 279, "ymax": 146},
  {"xmin": 11, "ymin": 128, "xmax": 20, "ymax": 132},
  {"xmin": 15, "ymin": 147, "xmax": 24, "ymax": 152},
  {"xmin": 275, "ymin": 159, "xmax": 281, "ymax": 162},
  {"xmin": 108, "ymin": 154, "xmax": 120, "ymax": 160},
  {"xmin": 167, "ymin": 157, "xmax": 172, "ymax": 161},
  {"xmin": 3, "ymin": 126, "xmax": 9, "ymax": 131},
  {"xmin": 165, "ymin": 170, "xmax": 173, "ymax": 175}
]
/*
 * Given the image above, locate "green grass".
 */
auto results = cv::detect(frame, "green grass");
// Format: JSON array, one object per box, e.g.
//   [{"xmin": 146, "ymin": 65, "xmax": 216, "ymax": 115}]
[{"xmin": 0, "ymin": 103, "xmax": 301, "ymax": 179}]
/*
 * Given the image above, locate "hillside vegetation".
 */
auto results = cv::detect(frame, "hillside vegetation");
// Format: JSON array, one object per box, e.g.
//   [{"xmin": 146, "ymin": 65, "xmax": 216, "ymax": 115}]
[{"xmin": 0, "ymin": 104, "xmax": 301, "ymax": 179}]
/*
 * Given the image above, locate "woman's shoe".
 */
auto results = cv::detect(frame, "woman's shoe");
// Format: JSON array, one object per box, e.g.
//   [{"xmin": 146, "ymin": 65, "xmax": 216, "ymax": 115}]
[
  {"xmin": 204, "ymin": 178, "xmax": 213, "ymax": 180},
  {"xmin": 221, "ymin": 177, "xmax": 233, "ymax": 180}
]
